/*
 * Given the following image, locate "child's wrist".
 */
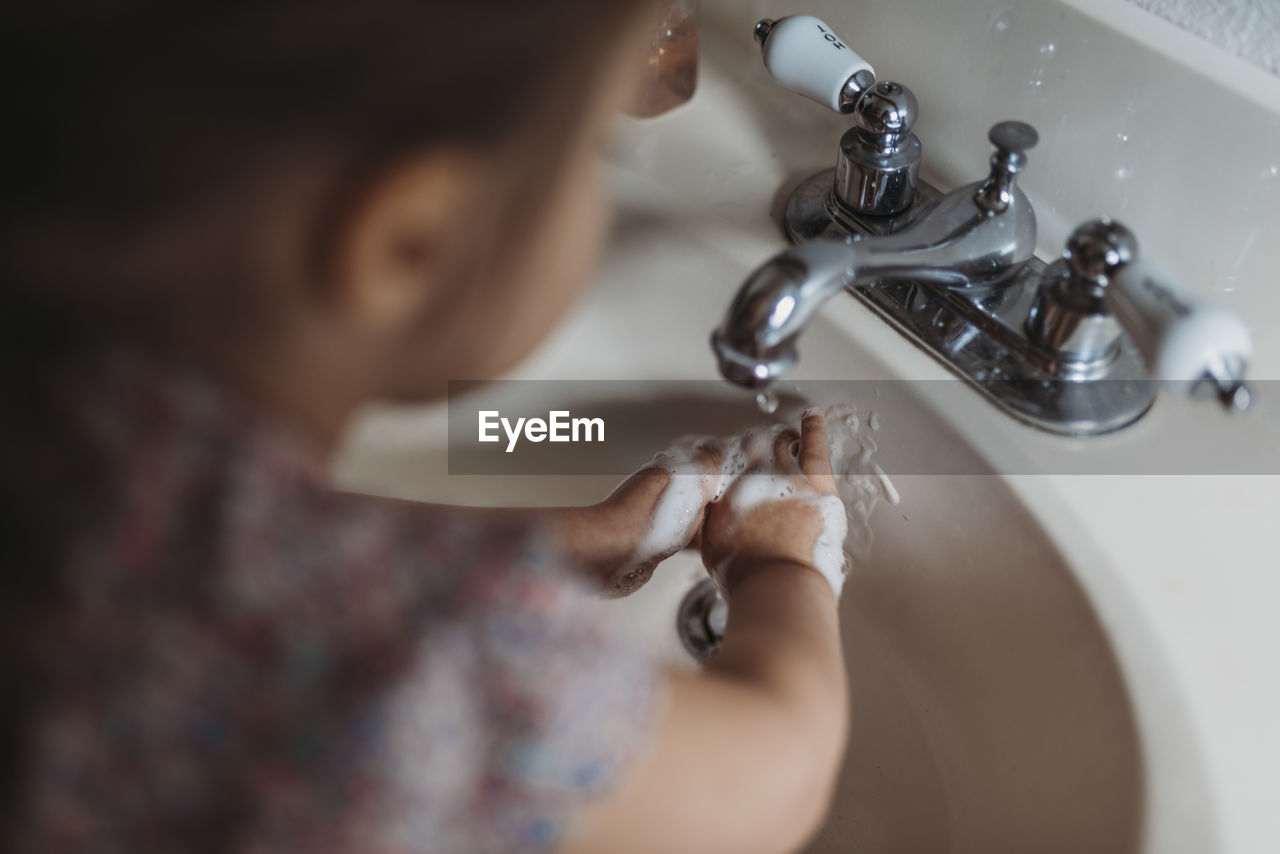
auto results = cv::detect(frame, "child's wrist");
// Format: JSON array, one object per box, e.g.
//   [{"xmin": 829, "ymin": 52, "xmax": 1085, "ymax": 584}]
[
  {"xmin": 718, "ymin": 555, "xmax": 835, "ymax": 601},
  {"xmin": 583, "ymin": 467, "xmax": 673, "ymax": 571},
  {"xmin": 596, "ymin": 467, "xmax": 668, "ymax": 532}
]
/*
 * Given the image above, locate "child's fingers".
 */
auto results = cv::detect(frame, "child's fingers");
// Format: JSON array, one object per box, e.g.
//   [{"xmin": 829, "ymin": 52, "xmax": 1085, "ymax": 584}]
[
  {"xmin": 685, "ymin": 526, "xmax": 703, "ymax": 551},
  {"xmin": 799, "ymin": 409, "xmax": 838, "ymax": 492},
  {"xmin": 691, "ymin": 436, "xmax": 724, "ymax": 467},
  {"xmin": 689, "ymin": 438, "xmax": 727, "ymax": 503},
  {"xmin": 770, "ymin": 427, "xmax": 804, "ymax": 476}
]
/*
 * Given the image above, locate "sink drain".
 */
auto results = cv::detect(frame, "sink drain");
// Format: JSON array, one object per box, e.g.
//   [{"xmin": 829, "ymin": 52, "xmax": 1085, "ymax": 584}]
[{"xmin": 676, "ymin": 578, "xmax": 728, "ymax": 662}]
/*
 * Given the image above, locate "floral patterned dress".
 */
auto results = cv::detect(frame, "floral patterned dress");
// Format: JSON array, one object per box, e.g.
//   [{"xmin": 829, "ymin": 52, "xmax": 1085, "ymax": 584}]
[{"xmin": 11, "ymin": 353, "xmax": 659, "ymax": 854}]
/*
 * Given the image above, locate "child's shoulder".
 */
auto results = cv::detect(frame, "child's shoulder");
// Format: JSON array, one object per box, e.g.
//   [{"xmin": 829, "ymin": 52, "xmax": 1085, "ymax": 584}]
[{"xmin": 64, "ymin": 349, "xmax": 585, "ymax": 617}]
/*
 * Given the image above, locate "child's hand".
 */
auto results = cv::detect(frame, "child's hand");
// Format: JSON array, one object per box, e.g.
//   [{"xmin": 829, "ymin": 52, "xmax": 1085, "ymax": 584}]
[
  {"xmin": 592, "ymin": 435, "xmax": 725, "ymax": 597},
  {"xmin": 701, "ymin": 410, "xmax": 848, "ymax": 599}
]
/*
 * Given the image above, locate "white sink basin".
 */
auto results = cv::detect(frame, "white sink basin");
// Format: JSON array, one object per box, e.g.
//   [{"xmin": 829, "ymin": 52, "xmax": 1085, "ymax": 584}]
[{"xmin": 335, "ymin": 166, "xmax": 1145, "ymax": 853}]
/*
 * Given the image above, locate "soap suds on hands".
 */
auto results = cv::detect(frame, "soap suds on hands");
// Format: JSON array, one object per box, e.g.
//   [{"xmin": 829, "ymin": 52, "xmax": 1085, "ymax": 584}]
[
  {"xmin": 612, "ymin": 403, "xmax": 898, "ymax": 598},
  {"xmin": 605, "ymin": 437, "xmax": 720, "ymax": 598},
  {"xmin": 705, "ymin": 421, "xmax": 850, "ymax": 596}
]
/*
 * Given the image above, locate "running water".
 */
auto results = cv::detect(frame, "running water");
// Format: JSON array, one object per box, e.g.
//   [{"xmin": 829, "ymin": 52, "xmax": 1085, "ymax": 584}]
[
  {"xmin": 823, "ymin": 402, "xmax": 900, "ymax": 566},
  {"xmin": 755, "ymin": 389, "xmax": 780, "ymax": 415}
]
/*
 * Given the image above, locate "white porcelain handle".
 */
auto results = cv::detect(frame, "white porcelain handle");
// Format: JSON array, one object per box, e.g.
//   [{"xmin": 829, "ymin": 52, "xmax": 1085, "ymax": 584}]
[
  {"xmin": 1106, "ymin": 260, "xmax": 1252, "ymax": 386},
  {"xmin": 762, "ymin": 15, "xmax": 874, "ymax": 112}
]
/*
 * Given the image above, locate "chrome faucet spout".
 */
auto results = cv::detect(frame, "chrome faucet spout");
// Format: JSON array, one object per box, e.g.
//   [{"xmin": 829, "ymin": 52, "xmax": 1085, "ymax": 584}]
[{"xmin": 712, "ymin": 123, "xmax": 1039, "ymax": 389}]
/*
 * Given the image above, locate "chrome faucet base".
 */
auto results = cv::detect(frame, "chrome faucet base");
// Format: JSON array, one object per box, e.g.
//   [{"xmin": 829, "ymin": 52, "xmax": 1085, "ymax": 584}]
[
  {"xmin": 731, "ymin": 19, "xmax": 1249, "ymax": 432},
  {"xmin": 782, "ymin": 169, "xmax": 1157, "ymax": 436},
  {"xmin": 783, "ymin": 167, "xmax": 938, "ymax": 244}
]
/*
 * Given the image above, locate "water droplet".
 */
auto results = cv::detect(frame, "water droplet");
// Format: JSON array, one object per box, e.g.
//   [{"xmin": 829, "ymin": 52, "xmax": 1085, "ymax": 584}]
[
  {"xmin": 1117, "ymin": 132, "xmax": 1129, "ymax": 143},
  {"xmin": 755, "ymin": 390, "xmax": 780, "ymax": 415},
  {"xmin": 1040, "ymin": 42, "xmax": 1056, "ymax": 54},
  {"xmin": 1115, "ymin": 166, "xmax": 1131, "ymax": 180},
  {"xmin": 989, "ymin": 8, "xmax": 1013, "ymax": 34}
]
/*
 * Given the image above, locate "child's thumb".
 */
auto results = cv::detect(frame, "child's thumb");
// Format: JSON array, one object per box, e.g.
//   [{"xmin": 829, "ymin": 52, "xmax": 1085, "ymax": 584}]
[{"xmin": 799, "ymin": 409, "xmax": 837, "ymax": 489}]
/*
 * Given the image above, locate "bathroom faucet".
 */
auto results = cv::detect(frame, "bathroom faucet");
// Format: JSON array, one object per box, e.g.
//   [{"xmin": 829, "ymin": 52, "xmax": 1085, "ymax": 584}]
[
  {"xmin": 712, "ymin": 120, "xmax": 1040, "ymax": 388},
  {"xmin": 712, "ymin": 14, "xmax": 1253, "ymax": 435}
]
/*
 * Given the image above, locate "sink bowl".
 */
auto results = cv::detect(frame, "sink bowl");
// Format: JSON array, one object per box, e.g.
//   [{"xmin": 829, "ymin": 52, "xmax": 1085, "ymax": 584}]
[
  {"xmin": 334, "ymin": 164, "xmax": 1144, "ymax": 853},
  {"xmin": 340, "ymin": 407, "xmax": 1142, "ymax": 854},
  {"xmin": 817, "ymin": 473, "xmax": 1141, "ymax": 854}
]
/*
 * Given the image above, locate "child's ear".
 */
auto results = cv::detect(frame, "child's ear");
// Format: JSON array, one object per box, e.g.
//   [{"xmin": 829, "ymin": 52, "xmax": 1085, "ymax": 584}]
[{"xmin": 330, "ymin": 149, "xmax": 480, "ymax": 330}]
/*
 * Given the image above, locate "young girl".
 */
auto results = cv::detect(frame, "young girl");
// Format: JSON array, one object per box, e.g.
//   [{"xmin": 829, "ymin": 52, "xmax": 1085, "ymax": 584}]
[{"xmin": 0, "ymin": 3, "xmax": 851, "ymax": 853}]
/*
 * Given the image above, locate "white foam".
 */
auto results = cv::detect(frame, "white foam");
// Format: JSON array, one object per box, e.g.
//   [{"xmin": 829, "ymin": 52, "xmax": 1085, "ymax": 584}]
[
  {"xmin": 815, "ymin": 402, "xmax": 899, "ymax": 567},
  {"xmin": 712, "ymin": 467, "xmax": 849, "ymax": 597},
  {"xmin": 873, "ymin": 463, "xmax": 900, "ymax": 505},
  {"xmin": 610, "ymin": 404, "xmax": 900, "ymax": 599},
  {"xmin": 605, "ymin": 437, "xmax": 719, "ymax": 597}
]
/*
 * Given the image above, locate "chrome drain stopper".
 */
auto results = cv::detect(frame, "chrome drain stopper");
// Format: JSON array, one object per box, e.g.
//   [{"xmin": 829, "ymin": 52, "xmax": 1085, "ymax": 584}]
[{"xmin": 676, "ymin": 579, "xmax": 728, "ymax": 662}]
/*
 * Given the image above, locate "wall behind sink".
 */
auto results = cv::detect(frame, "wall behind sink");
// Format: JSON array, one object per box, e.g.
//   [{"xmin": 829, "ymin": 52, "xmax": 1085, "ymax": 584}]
[
  {"xmin": 730, "ymin": 0, "xmax": 1280, "ymax": 376},
  {"xmin": 1122, "ymin": 0, "xmax": 1280, "ymax": 76}
]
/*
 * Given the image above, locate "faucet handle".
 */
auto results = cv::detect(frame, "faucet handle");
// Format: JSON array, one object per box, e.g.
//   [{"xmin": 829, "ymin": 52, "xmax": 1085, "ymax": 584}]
[
  {"xmin": 1108, "ymin": 257, "xmax": 1253, "ymax": 412},
  {"xmin": 1034, "ymin": 218, "xmax": 1254, "ymax": 412},
  {"xmin": 988, "ymin": 120, "xmax": 1040, "ymax": 161},
  {"xmin": 975, "ymin": 120, "xmax": 1039, "ymax": 214},
  {"xmin": 754, "ymin": 15, "xmax": 876, "ymax": 113}
]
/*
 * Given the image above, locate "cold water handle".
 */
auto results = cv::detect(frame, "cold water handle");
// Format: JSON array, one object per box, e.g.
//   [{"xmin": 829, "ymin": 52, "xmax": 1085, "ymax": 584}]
[
  {"xmin": 1109, "ymin": 260, "xmax": 1253, "ymax": 412},
  {"xmin": 1028, "ymin": 218, "xmax": 1253, "ymax": 413}
]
